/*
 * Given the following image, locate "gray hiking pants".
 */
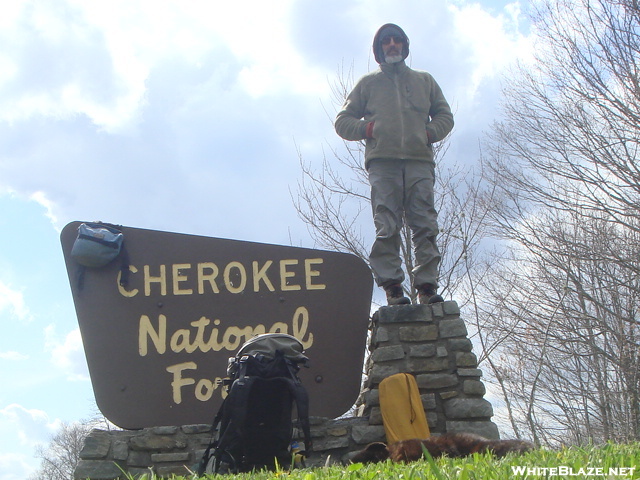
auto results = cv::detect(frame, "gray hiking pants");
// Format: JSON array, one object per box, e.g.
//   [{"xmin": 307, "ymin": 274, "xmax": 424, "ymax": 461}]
[{"xmin": 367, "ymin": 158, "xmax": 441, "ymax": 288}]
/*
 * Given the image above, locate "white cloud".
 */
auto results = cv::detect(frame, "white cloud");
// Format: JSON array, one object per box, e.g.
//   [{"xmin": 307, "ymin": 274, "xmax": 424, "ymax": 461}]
[
  {"xmin": 0, "ymin": 452, "xmax": 35, "ymax": 480},
  {"xmin": 0, "ymin": 351, "xmax": 29, "ymax": 361},
  {"xmin": 448, "ymin": 1, "xmax": 534, "ymax": 101},
  {"xmin": 0, "ymin": 281, "xmax": 32, "ymax": 323},
  {"xmin": 29, "ymin": 191, "xmax": 59, "ymax": 226},
  {"xmin": 0, "ymin": 0, "xmax": 329, "ymax": 134},
  {"xmin": 44, "ymin": 326, "xmax": 90, "ymax": 382},
  {"xmin": 0, "ymin": 0, "xmax": 538, "ymax": 243},
  {"xmin": 0, "ymin": 404, "xmax": 61, "ymax": 448}
]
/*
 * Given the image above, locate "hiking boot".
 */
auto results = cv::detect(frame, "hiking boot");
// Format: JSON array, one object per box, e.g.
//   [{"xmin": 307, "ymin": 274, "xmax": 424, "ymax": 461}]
[
  {"xmin": 417, "ymin": 283, "xmax": 444, "ymax": 304},
  {"xmin": 385, "ymin": 284, "xmax": 411, "ymax": 305}
]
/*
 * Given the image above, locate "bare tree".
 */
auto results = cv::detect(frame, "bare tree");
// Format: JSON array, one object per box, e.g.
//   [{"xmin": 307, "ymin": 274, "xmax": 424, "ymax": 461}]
[
  {"xmin": 474, "ymin": 211, "xmax": 640, "ymax": 444},
  {"xmin": 29, "ymin": 416, "xmax": 113, "ymax": 480},
  {"xmin": 477, "ymin": 0, "xmax": 640, "ymax": 444}
]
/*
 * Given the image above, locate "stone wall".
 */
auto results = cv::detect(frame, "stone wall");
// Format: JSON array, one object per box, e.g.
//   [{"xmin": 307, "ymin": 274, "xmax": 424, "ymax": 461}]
[
  {"xmin": 75, "ymin": 425, "xmax": 211, "ymax": 479},
  {"xmin": 75, "ymin": 301, "xmax": 499, "ymax": 479},
  {"xmin": 73, "ymin": 419, "xmax": 378, "ymax": 479}
]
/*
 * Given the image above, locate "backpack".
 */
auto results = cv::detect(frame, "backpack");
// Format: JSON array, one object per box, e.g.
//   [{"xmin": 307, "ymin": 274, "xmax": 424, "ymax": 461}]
[
  {"xmin": 70, "ymin": 222, "xmax": 130, "ymax": 290},
  {"xmin": 379, "ymin": 373, "xmax": 430, "ymax": 444},
  {"xmin": 197, "ymin": 333, "xmax": 313, "ymax": 474}
]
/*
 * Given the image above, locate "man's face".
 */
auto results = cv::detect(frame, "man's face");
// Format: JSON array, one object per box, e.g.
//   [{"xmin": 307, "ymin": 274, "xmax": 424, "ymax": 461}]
[{"xmin": 381, "ymin": 35, "xmax": 403, "ymax": 60}]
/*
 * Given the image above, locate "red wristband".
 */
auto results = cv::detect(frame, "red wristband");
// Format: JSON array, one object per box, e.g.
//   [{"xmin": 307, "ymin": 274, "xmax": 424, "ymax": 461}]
[{"xmin": 366, "ymin": 121, "xmax": 375, "ymax": 139}]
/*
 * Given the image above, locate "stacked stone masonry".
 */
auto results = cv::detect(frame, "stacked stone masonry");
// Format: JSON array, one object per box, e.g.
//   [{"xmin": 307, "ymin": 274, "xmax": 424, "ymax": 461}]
[
  {"xmin": 361, "ymin": 301, "xmax": 499, "ymax": 440},
  {"xmin": 75, "ymin": 301, "xmax": 499, "ymax": 479},
  {"xmin": 75, "ymin": 417, "xmax": 389, "ymax": 479}
]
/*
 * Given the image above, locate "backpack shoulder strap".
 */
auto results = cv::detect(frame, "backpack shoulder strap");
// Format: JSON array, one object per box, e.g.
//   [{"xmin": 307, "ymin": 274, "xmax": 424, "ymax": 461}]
[
  {"xmin": 196, "ymin": 395, "xmax": 229, "ymax": 475},
  {"xmin": 294, "ymin": 382, "xmax": 313, "ymax": 452},
  {"xmin": 199, "ymin": 375, "xmax": 258, "ymax": 475},
  {"xmin": 216, "ymin": 376, "xmax": 256, "ymax": 449},
  {"xmin": 196, "ymin": 359, "xmax": 251, "ymax": 476},
  {"xmin": 280, "ymin": 359, "xmax": 313, "ymax": 452},
  {"xmin": 279, "ymin": 377, "xmax": 313, "ymax": 452}
]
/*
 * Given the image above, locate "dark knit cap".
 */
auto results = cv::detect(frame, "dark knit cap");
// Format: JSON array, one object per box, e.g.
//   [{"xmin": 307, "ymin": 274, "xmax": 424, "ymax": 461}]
[{"xmin": 372, "ymin": 23, "xmax": 410, "ymax": 64}]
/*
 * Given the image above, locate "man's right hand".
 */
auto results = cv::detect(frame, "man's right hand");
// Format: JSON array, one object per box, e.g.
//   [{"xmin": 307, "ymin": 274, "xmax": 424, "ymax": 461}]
[{"xmin": 366, "ymin": 121, "xmax": 375, "ymax": 139}]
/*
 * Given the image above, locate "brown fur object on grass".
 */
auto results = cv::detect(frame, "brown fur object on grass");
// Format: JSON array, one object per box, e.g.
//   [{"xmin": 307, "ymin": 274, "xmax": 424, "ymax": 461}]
[
  {"xmin": 351, "ymin": 433, "xmax": 534, "ymax": 464},
  {"xmin": 389, "ymin": 433, "xmax": 534, "ymax": 462},
  {"xmin": 350, "ymin": 442, "xmax": 389, "ymax": 464}
]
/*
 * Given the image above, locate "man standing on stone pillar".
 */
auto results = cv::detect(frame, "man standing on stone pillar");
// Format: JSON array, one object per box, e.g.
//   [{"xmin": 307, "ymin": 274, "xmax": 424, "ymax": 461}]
[{"xmin": 335, "ymin": 23, "xmax": 454, "ymax": 306}]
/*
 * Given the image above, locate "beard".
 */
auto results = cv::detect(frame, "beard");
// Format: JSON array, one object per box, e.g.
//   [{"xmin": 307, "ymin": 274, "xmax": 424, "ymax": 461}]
[{"xmin": 384, "ymin": 54, "xmax": 403, "ymax": 64}]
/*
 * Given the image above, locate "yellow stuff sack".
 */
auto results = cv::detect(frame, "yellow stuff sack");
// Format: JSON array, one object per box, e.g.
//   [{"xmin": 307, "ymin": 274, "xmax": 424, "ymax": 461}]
[{"xmin": 379, "ymin": 373, "xmax": 430, "ymax": 444}]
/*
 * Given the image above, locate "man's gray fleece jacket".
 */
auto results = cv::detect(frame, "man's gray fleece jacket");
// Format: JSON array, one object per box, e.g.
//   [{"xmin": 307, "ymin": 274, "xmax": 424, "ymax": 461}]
[{"xmin": 335, "ymin": 60, "xmax": 454, "ymax": 169}]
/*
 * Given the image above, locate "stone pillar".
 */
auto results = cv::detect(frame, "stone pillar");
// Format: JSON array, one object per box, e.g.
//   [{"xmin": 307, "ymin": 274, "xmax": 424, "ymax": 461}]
[{"xmin": 360, "ymin": 301, "xmax": 499, "ymax": 440}]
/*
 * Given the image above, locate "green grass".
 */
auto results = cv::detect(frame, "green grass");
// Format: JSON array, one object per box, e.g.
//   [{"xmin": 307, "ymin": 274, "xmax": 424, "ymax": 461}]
[{"xmin": 124, "ymin": 442, "xmax": 640, "ymax": 479}]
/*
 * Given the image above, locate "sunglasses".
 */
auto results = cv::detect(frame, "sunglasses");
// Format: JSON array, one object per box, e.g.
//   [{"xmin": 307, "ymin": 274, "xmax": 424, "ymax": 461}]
[{"xmin": 381, "ymin": 35, "xmax": 403, "ymax": 45}]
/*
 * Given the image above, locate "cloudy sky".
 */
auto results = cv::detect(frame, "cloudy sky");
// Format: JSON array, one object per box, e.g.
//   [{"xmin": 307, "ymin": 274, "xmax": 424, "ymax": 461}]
[{"xmin": 0, "ymin": 0, "xmax": 533, "ymax": 478}]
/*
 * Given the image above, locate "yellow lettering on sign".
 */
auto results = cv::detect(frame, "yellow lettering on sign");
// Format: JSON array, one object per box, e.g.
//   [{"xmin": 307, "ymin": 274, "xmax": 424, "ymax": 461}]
[
  {"xmin": 144, "ymin": 265, "xmax": 167, "ymax": 296},
  {"xmin": 195, "ymin": 378, "xmax": 216, "ymax": 402},
  {"xmin": 305, "ymin": 258, "xmax": 326, "ymax": 290},
  {"xmin": 166, "ymin": 363, "xmax": 226, "ymax": 404},
  {"xmin": 138, "ymin": 309, "xmax": 315, "ymax": 357},
  {"xmin": 139, "ymin": 314, "xmax": 166, "ymax": 356},
  {"xmin": 147, "ymin": 307, "xmax": 317, "ymax": 405},
  {"xmin": 117, "ymin": 265, "xmax": 139, "ymax": 297},
  {"xmin": 166, "ymin": 362, "xmax": 196, "ymax": 404},
  {"xmin": 280, "ymin": 259, "xmax": 301, "ymax": 291},
  {"xmin": 223, "ymin": 261, "xmax": 247, "ymax": 294},
  {"xmin": 191, "ymin": 316, "xmax": 211, "ymax": 352},
  {"xmin": 119, "ymin": 257, "xmax": 327, "ymax": 296},
  {"xmin": 170, "ymin": 328, "xmax": 194, "ymax": 354},
  {"xmin": 222, "ymin": 325, "xmax": 253, "ymax": 351},
  {"xmin": 293, "ymin": 306, "xmax": 314, "ymax": 349},
  {"xmin": 197, "ymin": 262, "xmax": 220, "ymax": 294},
  {"xmin": 252, "ymin": 260, "xmax": 275, "ymax": 292},
  {"xmin": 269, "ymin": 322, "xmax": 288, "ymax": 333},
  {"xmin": 203, "ymin": 319, "xmax": 224, "ymax": 352},
  {"xmin": 172, "ymin": 263, "xmax": 193, "ymax": 295},
  {"xmin": 251, "ymin": 324, "xmax": 267, "ymax": 336}
]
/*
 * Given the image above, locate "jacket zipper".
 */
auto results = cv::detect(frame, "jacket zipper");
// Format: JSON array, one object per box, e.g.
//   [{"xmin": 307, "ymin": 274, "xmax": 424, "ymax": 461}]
[{"xmin": 393, "ymin": 72, "xmax": 406, "ymax": 152}]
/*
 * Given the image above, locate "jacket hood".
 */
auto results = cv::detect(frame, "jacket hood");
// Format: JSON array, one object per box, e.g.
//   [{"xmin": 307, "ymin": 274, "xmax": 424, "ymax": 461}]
[{"xmin": 373, "ymin": 23, "xmax": 410, "ymax": 64}]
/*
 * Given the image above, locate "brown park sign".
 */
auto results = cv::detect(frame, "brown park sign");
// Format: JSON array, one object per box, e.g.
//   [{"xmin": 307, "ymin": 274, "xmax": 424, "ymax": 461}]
[{"xmin": 60, "ymin": 222, "xmax": 373, "ymax": 430}]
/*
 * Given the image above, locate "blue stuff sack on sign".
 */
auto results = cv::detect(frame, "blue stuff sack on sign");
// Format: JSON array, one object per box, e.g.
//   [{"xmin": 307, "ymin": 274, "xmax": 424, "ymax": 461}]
[{"xmin": 71, "ymin": 222, "xmax": 124, "ymax": 268}]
